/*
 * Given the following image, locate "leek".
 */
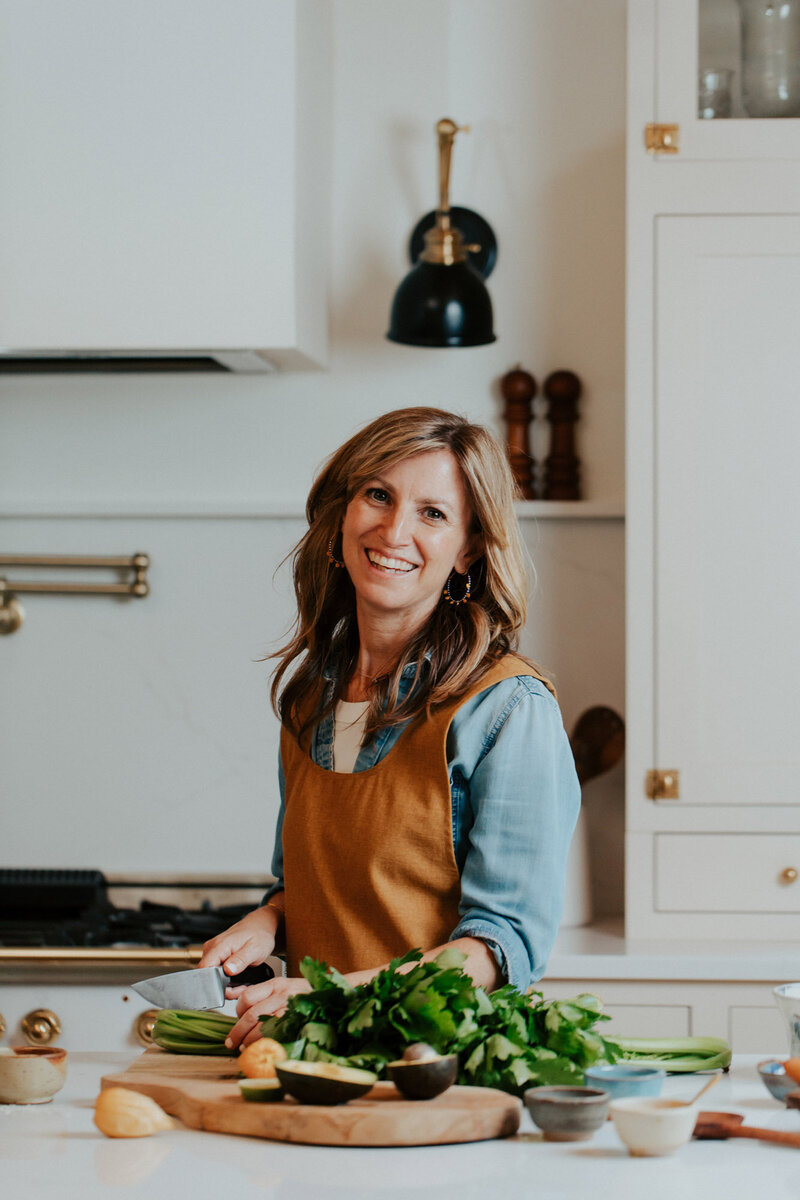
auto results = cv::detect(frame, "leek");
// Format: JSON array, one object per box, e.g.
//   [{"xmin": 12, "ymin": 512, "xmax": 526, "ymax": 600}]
[
  {"xmin": 611, "ymin": 1036, "xmax": 731, "ymax": 1073},
  {"xmin": 151, "ymin": 1009, "xmax": 237, "ymax": 1055}
]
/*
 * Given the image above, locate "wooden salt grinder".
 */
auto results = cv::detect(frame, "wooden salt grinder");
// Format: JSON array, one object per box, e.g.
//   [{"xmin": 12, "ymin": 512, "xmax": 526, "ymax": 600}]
[
  {"xmin": 543, "ymin": 370, "xmax": 582, "ymax": 500},
  {"xmin": 500, "ymin": 365, "xmax": 537, "ymax": 499}
]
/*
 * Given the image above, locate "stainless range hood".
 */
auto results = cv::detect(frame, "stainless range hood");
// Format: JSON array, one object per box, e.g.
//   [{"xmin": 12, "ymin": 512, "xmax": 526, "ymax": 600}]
[
  {"xmin": 0, "ymin": 350, "xmax": 277, "ymax": 375},
  {"xmin": 0, "ymin": 3, "xmax": 330, "ymax": 378}
]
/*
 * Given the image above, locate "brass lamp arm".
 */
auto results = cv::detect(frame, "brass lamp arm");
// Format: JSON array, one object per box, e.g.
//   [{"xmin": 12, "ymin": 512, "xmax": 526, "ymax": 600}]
[{"xmin": 436, "ymin": 118, "xmax": 469, "ymax": 214}]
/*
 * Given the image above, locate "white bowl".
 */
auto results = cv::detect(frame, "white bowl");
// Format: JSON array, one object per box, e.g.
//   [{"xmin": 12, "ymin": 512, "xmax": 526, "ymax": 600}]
[
  {"xmin": 0, "ymin": 1047, "xmax": 67, "ymax": 1104},
  {"xmin": 610, "ymin": 1097, "xmax": 697, "ymax": 1157}
]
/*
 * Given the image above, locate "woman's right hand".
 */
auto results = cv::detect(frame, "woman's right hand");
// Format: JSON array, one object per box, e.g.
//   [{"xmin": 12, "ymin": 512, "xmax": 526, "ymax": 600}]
[{"xmin": 198, "ymin": 905, "xmax": 280, "ymax": 978}]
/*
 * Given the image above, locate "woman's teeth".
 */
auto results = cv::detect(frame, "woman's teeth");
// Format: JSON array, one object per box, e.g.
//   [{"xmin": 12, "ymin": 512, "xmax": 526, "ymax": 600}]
[{"xmin": 366, "ymin": 550, "xmax": 415, "ymax": 573}]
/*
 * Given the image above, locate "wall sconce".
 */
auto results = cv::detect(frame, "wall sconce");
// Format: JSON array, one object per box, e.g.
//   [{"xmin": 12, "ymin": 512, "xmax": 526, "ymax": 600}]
[{"xmin": 386, "ymin": 118, "xmax": 497, "ymax": 348}]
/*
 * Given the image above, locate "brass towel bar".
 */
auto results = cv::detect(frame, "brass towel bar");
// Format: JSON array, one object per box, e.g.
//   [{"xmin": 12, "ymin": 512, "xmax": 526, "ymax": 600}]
[{"xmin": 0, "ymin": 553, "xmax": 150, "ymax": 634}]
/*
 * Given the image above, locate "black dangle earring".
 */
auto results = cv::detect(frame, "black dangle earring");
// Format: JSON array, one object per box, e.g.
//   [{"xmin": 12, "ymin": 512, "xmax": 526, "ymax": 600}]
[
  {"xmin": 326, "ymin": 534, "xmax": 345, "ymax": 569},
  {"xmin": 443, "ymin": 570, "xmax": 471, "ymax": 606}
]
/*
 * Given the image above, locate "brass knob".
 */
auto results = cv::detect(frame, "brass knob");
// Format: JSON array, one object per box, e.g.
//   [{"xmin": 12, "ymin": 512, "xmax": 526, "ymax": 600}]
[
  {"xmin": 0, "ymin": 1012, "xmax": 6, "ymax": 1039},
  {"xmin": 21, "ymin": 1008, "xmax": 62, "ymax": 1046},
  {"xmin": 0, "ymin": 594, "xmax": 24, "ymax": 635},
  {"xmin": 780, "ymin": 867, "xmax": 798, "ymax": 885},
  {"xmin": 134, "ymin": 1009, "xmax": 160, "ymax": 1047}
]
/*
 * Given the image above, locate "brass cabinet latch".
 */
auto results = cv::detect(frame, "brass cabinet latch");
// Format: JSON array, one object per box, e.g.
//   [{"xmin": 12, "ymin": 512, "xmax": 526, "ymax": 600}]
[
  {"xmin": 645, "ymin": 769, "xmax": 680, "ymax": 800},
  {"xmin": 645, "ymin": 123, "xmax": 679, "ymax": 154}
]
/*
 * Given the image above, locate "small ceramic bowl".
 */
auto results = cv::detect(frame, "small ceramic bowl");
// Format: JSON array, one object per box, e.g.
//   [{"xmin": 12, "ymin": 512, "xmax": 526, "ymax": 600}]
[
  {"xmin": 584, "ymin": 1063, "xmax": 666, "ymax": 1101},
  {"xmin": 610, "ymin": 1097, "xmax": 697, "ymax": 1157},
  {"xmin": 0, "ymin": 1047, "xmax": 67, "ymax": 1104},
  {"xmin": 523, "ymin": 1085, "xmax": 610, "ymax": 1141},
  {"xmin": 757, "ymin": 1058, "xmax": 799, "ymax": 1104}
]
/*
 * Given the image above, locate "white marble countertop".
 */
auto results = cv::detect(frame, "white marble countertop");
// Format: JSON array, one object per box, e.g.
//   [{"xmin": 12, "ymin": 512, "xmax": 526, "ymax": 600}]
[
  {"xmin": 549, "ymin": 919, "xmax": 800, "ymax": 980},
  {"xmin": 2, "ymin": 1053, "xmax": 798, "ymax": 1200}
]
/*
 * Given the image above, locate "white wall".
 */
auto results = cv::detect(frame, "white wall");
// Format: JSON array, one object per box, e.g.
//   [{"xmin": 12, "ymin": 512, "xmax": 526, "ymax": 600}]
[{"xmin": 0, "ymin": 1, "xmax": 627, "ymax": 916}]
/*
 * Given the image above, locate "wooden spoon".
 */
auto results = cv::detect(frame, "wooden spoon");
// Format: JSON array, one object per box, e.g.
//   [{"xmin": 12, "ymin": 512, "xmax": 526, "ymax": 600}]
[
  {"xmin": 569, "ymin": 707, "xmax": 625, "ymax": 785},
  {"xmin": 684, "ymin": 1073, "xmax": 721, "ymax": 1106},
  {"xmin": 694, "ymin": 1111, "xmax": 800, "ymax": 1148}
]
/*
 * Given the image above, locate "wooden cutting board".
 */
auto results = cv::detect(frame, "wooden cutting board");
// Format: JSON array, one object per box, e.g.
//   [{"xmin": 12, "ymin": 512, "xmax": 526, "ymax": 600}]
[{"xmin": 101, "ymin": 1047, "xmax": 521, "ymax": 1147}]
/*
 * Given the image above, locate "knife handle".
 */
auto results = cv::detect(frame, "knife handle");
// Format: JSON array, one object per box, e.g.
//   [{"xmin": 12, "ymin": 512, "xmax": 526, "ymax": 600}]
[{"xmin": 224, "ymin": 962, "xmax": 274, "ymax": 988}]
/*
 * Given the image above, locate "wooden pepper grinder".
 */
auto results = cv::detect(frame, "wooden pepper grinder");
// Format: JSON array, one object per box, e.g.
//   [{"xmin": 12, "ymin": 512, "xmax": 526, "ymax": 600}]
[
  {"xmin": 500, "ymin": 365, "xmax": 537, "ymax": 499},
  {"xmin": 543, "ymin": 369, "xmax": 582, "ymax": 500}
]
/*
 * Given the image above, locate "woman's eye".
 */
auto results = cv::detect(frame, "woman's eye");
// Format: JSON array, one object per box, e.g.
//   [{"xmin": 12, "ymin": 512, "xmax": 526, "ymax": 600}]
[
  {"xmin": 365, "ymin": 487, "xmax": 389, "ymax": 503},
  {"xmin": 424, "ymin": 507, "xmax": 446, "ymax": 521}
]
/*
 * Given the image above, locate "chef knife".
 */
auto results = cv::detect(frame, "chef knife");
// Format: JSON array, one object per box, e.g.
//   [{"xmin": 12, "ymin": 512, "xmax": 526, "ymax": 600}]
[{"xmin": 131, "ymin": 962, "xmax": 273, "ymax": 1010}]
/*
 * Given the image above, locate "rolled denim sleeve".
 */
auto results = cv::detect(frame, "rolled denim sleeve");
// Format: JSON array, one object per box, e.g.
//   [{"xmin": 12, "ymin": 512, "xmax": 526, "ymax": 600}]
[
  {"xmin": 261, "ymin": 748, "xmax": 286, "ymax": 905},
  {"xmin": 449, "ymin": 678, "xmax": 580, "ymax": 991}
]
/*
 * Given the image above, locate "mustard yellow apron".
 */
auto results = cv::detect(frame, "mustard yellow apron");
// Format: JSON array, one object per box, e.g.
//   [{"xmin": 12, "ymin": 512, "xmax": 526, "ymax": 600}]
[{"xmin": 280, "ymin": 654, "xmax": 551, "ymax": 975}]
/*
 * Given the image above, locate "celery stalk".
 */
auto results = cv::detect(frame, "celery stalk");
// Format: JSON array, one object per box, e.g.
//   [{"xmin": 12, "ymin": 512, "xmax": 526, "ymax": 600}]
[
  {"xmin": 611, "ymin": 1036, "xmax": 731, "ymax": 1073},
  {"xmin": 152, "ymin": 1008, "xmax": 237, "ymax": 1055}
]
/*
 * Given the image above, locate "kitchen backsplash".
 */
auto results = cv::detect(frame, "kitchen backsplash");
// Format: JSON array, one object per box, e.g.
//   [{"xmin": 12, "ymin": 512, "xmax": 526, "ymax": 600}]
[{"xmin": 2, "ymin": 511, "xmax": 624, "ymax": 916}]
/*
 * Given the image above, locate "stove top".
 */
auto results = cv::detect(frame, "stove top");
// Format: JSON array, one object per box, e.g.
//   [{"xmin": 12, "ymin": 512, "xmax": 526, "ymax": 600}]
[{"xmin": 0, "ymin": 869, "xmax": 260, "ymax": 949}]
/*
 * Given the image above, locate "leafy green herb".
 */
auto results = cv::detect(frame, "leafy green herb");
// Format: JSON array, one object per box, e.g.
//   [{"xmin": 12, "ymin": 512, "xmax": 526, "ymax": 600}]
[{"xmin": 258, "ymin": 949, "xmax": 621, "ymax": 1095}]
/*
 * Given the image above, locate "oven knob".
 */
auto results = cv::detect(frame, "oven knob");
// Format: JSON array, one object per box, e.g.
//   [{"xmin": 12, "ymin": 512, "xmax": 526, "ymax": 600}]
[
  {"xmin": 134, "ymin": 1009, "xmax": 160, "ymax": 1047},
  {"xmin": 21, "ymin": 1008, "xmax": 62, "ymax": 1046}
]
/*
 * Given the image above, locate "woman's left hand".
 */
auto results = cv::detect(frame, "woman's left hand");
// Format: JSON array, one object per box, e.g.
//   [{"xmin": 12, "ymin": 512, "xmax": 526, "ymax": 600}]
[{"xmin": 223, "ymin": 976, "xmax": 312, "ymax": 1049}]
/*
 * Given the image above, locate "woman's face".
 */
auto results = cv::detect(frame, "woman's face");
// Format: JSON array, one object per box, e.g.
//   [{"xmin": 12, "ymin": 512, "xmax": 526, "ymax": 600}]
[{"xmin": 340, "ymin": 449, "xmax": 477, "ymax": 631}]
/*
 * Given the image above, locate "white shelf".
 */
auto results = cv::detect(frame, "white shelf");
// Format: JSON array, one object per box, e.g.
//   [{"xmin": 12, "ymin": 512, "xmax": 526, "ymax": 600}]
[
  {"xmin": 514, "ymin": 500, "xmax": 625, "ymax": 519},
  {"xmin": 3, "ymin": 499, "xmax": 626, "ymax": 521}
]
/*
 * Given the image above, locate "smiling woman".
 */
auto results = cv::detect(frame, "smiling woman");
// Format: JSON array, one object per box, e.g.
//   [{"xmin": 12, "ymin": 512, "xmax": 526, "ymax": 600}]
[
  {"xmin": 339, "ymin": 450, "xmax": 476, "ymax": 660},
  {"xmin": 199, "ymin": 408, "xmax": 580, "ymax": 1047}
]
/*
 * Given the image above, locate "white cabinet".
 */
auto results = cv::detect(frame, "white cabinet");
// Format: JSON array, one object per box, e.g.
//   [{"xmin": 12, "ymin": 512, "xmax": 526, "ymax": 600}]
[
  {"xmin": 626, "ymin": 1, "xmax": 800, "ymax": 938},
  {"xmin": 644, "ymin": 0, "xmax": 800, "ymax": 160},
  {"xmin": 540, "ymin": 978, "xmax": 786, "ymax": 1053},
  {"xmin": 0, "ymin": 0, "xmax": 330, "ymax": 371}
]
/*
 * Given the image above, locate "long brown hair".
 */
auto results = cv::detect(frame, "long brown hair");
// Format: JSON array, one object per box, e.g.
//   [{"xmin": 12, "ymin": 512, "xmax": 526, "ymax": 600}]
[{"xmin": 271, "ymin": 407, "xmax": 539, "ymax": 743}]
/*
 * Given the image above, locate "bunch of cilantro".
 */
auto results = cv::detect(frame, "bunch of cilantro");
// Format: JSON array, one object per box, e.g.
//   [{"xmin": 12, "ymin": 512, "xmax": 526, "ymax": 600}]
[{"xmin": 258, "ymin": 947, "xmax": 619, "ymax": 1096}]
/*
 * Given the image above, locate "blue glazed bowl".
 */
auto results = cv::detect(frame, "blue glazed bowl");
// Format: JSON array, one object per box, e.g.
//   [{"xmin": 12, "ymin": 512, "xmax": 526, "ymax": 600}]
[
  {"xmin": 584, "ymin": 1063, "xmax": 666, "ymax": 1100},
  {"xmin": 758, "ymin": 1059, "xmax": 799, "ymax": 1104}
]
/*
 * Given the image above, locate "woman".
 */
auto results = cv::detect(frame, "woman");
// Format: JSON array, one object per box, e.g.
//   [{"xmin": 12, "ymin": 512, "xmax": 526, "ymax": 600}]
[{"xmin": 200, "ymin": 407, "xmax": 579, "ymax": 1048}]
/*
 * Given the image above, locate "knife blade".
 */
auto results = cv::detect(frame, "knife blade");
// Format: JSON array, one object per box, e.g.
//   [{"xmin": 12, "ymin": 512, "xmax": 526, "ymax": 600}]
[{"xmin": 131, "ymin": 962, "xmax": 273, "ymax": 1010}]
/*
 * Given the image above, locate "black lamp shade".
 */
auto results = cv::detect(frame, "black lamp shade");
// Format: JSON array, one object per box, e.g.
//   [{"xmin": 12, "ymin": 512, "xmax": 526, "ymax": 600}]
[{"xmin": 387, "ymin": 259, "xmax": 496, "ymax": 348}]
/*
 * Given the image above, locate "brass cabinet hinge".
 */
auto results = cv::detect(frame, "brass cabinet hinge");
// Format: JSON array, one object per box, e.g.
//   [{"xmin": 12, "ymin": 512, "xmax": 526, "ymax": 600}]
[
  {"xmin": 645, "ymin": 123, "xmax": 679, "ymax": 154},
  {"xmin": 645, "ymin": 769, "xmax": 680, "ymax": 800}
]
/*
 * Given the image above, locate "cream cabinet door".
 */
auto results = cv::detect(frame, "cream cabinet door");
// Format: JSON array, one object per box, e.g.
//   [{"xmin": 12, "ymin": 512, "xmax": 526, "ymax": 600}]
[
  {"xmin": 640, "ymin": 0, "xmax": 800, "ymax": 161},
  {"xmin": 653, "ymin": 214, "xmax": 800, "ymax": 808}
]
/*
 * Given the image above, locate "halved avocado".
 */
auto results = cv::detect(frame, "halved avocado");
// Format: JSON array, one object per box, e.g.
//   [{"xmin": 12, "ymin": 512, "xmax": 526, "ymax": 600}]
[
  {"xmin": 275, "ymin": 1060, "xmax": 377, "ymax": 1106},
  {"xmin": 387, "ymin": 1052, "xmax": 458, "ymax": 1099},
  {"xmin": 238, "ymin": 1077, "xmax": 285, "ymax": 1102}
]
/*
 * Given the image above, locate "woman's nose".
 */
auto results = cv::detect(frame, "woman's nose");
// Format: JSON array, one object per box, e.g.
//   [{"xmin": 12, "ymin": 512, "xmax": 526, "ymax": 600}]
[{"xmin": 379, "ymin": 507, "xmax": 411, "ymax": 545}]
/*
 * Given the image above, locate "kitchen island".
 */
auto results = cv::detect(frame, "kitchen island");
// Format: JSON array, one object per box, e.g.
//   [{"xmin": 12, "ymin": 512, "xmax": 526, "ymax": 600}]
[{"xmin": 1, "ymin": 1053, "xmax": 796, "ymax": 1199}]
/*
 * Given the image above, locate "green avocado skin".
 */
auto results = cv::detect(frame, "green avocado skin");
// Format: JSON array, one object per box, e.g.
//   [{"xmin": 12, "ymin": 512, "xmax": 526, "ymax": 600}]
[
  {"xmin": 239, "ymin": 1080, "xmax": 285, "ymax": 1103},
  {"xmin": 274, "ymin": 1063, "xmax": 376, "ymax": 1106},
  {"xmin": 387, "ymin": 1055, "xmax": 458, "ymax": 1099}
]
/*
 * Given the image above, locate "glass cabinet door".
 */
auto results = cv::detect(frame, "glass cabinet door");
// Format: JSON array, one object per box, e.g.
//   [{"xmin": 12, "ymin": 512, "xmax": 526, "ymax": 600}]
[{"xmin": 654, "ymin": 0, "xmax": 800, "ymax": 159}]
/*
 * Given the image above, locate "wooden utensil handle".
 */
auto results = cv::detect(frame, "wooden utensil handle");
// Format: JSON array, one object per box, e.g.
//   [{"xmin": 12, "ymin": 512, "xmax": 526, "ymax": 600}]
[{"xmin": 736, "ymin": 1125, "xmax": 800, "ymax": 1148}]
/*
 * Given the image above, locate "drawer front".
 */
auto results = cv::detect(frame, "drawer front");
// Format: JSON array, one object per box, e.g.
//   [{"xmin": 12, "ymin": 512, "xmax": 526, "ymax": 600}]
[
  {"xmin": 728, "ymin": 1006, "xmax": 787, "ymax": 1056},
  {"xmin": 655, "ymin": 834, "xmax": 800, "ymax": 912}
]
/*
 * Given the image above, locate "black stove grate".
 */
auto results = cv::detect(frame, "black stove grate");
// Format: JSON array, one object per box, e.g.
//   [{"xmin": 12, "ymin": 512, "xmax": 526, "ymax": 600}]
[{"xmin": 0, "ymin": 870, "xmax": 257, "ymax": 948}]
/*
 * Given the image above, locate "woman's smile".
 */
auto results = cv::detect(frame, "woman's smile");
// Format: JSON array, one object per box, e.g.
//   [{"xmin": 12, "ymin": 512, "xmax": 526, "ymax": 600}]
[{"xmin": 365, "ymin": 549, "xmax": 418, "ymax": 574}]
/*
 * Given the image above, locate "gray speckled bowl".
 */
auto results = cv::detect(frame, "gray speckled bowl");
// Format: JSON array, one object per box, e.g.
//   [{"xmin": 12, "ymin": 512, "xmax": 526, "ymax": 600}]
[
  {"xmin": 758, "ymin": 1059, "xmax": 799, "ymax": 1104},
  {"xmin": 524, "ymin": 1085, "xmax": 610, "ymax": 1141}
]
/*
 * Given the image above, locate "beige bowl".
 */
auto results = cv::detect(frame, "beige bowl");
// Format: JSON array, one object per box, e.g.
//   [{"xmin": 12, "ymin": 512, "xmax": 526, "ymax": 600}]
[
  {"xmin": 0, "ymin": 1047, "xmax": 67, "ymax": 1104},
  {"xmin": 610, "ymin": 1097, "xmax": 697, "ymax": 1157}
]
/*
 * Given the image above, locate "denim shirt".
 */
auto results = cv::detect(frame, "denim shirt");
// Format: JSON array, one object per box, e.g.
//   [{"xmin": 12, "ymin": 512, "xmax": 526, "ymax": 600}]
[{"xmin": 267, "ymin": 663, "xmax": 580, "ymax": 991}]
